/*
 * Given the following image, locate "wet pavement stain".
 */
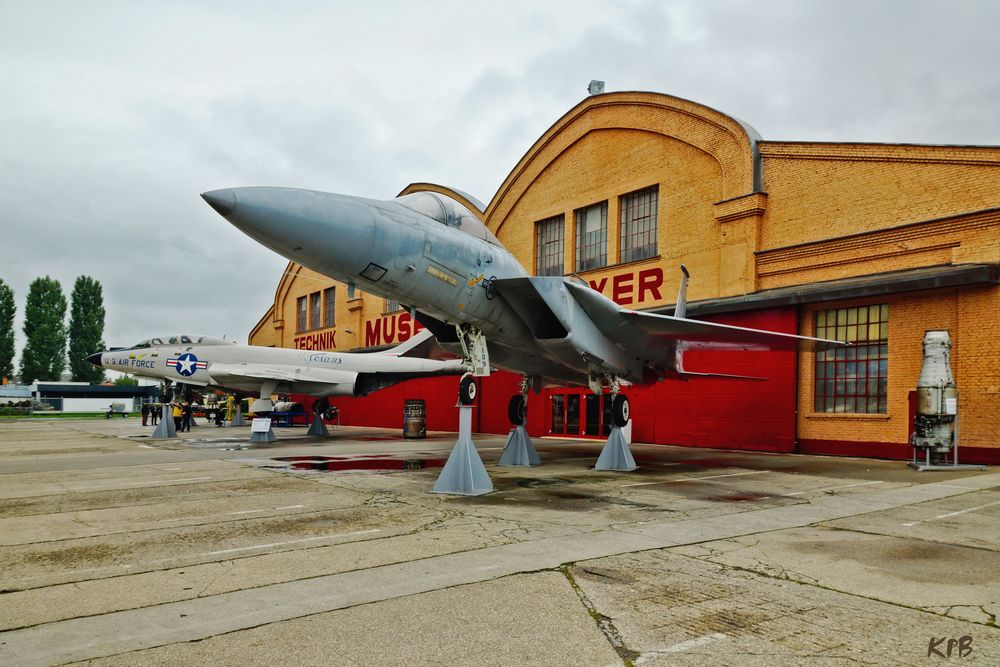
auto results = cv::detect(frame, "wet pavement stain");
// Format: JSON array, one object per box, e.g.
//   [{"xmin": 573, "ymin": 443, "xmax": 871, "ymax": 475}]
[
  {"xmin": 793, "ymin": 534, "xmax": 1000, "ymax": 584},
  {"xmin": 266, "ymin": 456, "xmax": 446, "ymax": 472}
]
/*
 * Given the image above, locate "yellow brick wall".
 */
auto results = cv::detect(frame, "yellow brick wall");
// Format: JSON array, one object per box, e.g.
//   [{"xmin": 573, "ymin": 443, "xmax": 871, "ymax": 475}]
[
  {"xmin": 250, "ymin": 264, "xmax": 378, "ymax": 351},
  {"xmin": 798, "ymin": 287, "xmax": 998, "ymax": 448},
  {"xmin": 496, "ymin": 128, "xmax": 729, "ymax": 306},
  {"xmin": 955, "ymin": 285, "xmax": 1000, "ymax": 447},
  {"xmin": 756, "ymin": 209, "xmax": 1000, "ymax": 290},
  {"xmin": 760, "ymin": 143, "xmax": 1000, "ymax": 251}
]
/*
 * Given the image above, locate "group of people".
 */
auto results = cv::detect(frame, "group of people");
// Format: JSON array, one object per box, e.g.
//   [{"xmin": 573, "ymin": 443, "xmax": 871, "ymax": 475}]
[
  {"xmin": 140, "ymin": 402, "xmax": 160, "ymax": 425},
  {"xmin": 140, "ymin": 402, "xmax": 225, "ymax": 429}
]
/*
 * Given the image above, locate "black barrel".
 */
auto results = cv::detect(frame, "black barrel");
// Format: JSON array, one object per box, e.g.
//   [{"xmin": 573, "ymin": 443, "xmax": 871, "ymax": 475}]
[{"xmin": 403, "ymin": 399, "xmax": 426, "ymax": 439}]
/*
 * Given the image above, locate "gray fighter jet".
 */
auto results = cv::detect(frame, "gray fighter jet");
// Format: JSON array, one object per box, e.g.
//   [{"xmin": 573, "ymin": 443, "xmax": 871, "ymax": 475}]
[
  {"xmin": 201, "ymin": 186, "xmax": 843, "ymax": 430},
  {"xmin": 88, "ymin": 329, "xmax": 464, "ymax": 414}
]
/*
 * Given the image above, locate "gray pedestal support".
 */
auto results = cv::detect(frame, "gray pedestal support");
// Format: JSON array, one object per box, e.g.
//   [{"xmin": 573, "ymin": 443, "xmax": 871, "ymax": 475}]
[
  {"xmin": 151, "ymin": 404, "xmax": 176, "ymax": 439},
  {"xmin": 498, "ymin": 423, "xmax": 540, "ymax": 467},
  {"xmin": 229, "ymin": 404, "xmax": 246, "ymax": 427},
  {"xmin": 432, "ymin": 406, "xmax": 493, "ymax": 495},
  {"xmin": 594, "ymin": 425, "xmax": 637, "ymax": 471},
  {"xmin": 249, "ymin": 427, "xmax": 277, "ymax": 445},
  {"xmin": 307, "ymin": 405, "xmax": 329, "ymax": 437}
]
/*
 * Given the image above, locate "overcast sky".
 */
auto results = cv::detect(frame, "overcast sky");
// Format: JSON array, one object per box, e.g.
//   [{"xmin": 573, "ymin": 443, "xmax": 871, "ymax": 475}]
[{"xmin": 1, "ymin": 0, "xmax": 998, "ymax": 364}]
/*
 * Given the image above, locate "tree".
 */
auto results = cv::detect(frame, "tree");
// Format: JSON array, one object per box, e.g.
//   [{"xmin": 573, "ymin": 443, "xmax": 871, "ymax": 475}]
[
  {"xmin": 0, "ymin": 279, "xmax": 14, "ymax": 381},
  {"xmin": 68, "ymin": 276, "xmax": 106, "ymax": 384},
  {"xmin": 20, "ymin": 276, "xmax": 67, "ymax": 384},
  {"xmin": 113, "ymin": 374, "xmax": 138, "ymax": 386}
]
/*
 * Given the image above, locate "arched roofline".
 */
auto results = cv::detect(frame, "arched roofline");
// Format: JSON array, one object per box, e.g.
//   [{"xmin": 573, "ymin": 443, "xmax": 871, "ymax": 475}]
[{"xmin": 484, "ymin": 91, "xmax": 763, "ymax": 230}]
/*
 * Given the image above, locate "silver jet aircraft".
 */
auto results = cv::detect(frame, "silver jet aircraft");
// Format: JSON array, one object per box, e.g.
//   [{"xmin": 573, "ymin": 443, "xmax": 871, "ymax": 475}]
[
  {"xmin": 88, "ymin": 329, "xmax": 464, "ymax": 414},
  {"xmin": 201, "ymin": 186, "xmax": 843, "ymax": 431}
]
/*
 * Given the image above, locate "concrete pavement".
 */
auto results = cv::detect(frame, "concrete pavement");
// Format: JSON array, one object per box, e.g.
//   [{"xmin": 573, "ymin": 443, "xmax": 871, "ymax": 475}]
[{"xmin": 1, "ymin": 418, "xmax": 997, "ymax": 665}]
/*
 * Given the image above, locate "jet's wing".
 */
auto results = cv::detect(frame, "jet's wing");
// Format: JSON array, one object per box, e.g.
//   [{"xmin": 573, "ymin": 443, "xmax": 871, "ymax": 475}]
[
  {"xmin": 208, "ymin": 364, "xmax": 305, "ymax": 385},
  {"xmin": 563, "ymin": 280, "xmax": 839, "ymax": 352},
  {"xmin": 492, "ymin": 276, "xmax": 844, "ymax": 379}
]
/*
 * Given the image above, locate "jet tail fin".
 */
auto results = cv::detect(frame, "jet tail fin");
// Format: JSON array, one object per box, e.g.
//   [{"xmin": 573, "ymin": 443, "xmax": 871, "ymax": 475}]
[{"xmin": 675, "ymin": 264, "xmax": 689, "ymax": 318}]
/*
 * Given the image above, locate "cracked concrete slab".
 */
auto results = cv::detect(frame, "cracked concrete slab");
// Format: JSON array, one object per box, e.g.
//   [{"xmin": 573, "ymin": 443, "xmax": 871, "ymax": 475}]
[
  {"xmin": 63, "ymin": 572, "xmax": 621, "ymax": 667},
  {"xmin": 673, "ymin": 526, "xmax": 1000, "ymax": 627},
  {"xmin": 569, "ymin": 550, "xmax": 1000, "ymax": 665},
  {"xmin": 2, "ymin": 419, "xmax": 998, "ymax": 666}
]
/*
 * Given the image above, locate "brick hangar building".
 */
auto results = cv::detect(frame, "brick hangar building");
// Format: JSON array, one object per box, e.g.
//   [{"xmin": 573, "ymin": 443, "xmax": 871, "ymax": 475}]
[{"xmin": 249, "ymin": 91, "xmax": 1000, "ymax": 464}]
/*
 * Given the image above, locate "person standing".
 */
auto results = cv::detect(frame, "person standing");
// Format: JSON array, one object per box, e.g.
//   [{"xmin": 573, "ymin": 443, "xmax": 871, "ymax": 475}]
[
  {"xmin": 141, "ymin": 402, "xmax": 149, "ymax": 426},
  {"xmin": 150, "ymin": 403, "xmax": 159, "ymax": 425},
  {"xmin": 172, "ymin": 402, "xmax": 183, "ymax": 431},
  {"xmin": 181, "ymin": 402, "xmax": 193, "ymax": 432}
]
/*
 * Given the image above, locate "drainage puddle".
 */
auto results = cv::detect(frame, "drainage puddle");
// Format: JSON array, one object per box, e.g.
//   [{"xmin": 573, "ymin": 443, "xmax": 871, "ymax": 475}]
[{"xmin": 267, "ymin": 455, "xmax": 446, "ymax": 471}]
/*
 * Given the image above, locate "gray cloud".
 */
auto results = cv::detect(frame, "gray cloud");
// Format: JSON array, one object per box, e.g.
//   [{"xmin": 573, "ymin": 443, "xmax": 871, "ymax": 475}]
[{"xmin": 1, "ymin": 0, "xmax": 997, "ymax": 366}]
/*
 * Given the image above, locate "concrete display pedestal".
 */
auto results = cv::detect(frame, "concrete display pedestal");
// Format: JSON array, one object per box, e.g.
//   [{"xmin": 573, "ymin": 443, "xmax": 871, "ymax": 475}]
[
  {"xmin": 307, "ymin": 404, "xmax": 329, "ymax": 437},
  {"xmin": 249, "ymin": 417, "xmax": 276, "ymax": 445},
  {"xmin": 498, "ymin": 422, "xmax": 540, "ymax": 467},
  {"xmin": 594, "ymin": 423, "xmax": 637, "ymax": 471},
  {"xmin": 229, "ymin": 405, "xmax": 247, "ymax": 427},
  {"xmin": 151, "ymin": 404, "xmax": 176, "ymax": 439},
  {"xmin": 432, "ymin": 406, "xmax": 493, "ymax": 496}
]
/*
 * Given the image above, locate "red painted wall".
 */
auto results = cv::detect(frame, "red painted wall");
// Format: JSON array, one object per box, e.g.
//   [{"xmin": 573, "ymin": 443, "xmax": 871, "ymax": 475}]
[{"xmin": 302, "ymin": 308, "xmax": 799, "ymax": 453}]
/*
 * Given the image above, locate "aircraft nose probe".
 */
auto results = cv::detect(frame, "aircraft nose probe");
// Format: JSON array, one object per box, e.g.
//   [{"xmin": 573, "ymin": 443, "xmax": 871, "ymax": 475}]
[
  {"xmin": 85, "ymin": 352, "xmax": 103, "ymax": 366},
  {"xmin": 201, "ymin": 189, "xmax": 237, "ymax": 217}
]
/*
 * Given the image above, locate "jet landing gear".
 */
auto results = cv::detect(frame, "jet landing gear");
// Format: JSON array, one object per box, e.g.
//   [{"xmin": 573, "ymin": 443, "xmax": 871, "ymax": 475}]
[
  {"xmin": 433, "ymin": 373, "xmax": 493, "ymax": 495},
  {"xmin": 499, "ymin": 376, "xmax": 540, "ymax": 467},
  {"xmin": 594, "ymin": 377, "xmax": 636, "ymax": 472},
  {"xmin": 307, "ymin": 397, "xmax": 330, "ymax": 437},
  {"xmin": 249, "ymin": 382, "xmax": 278, "ymax": 445}
]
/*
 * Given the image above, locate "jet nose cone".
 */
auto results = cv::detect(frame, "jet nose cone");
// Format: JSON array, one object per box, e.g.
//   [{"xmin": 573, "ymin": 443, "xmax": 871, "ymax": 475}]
[
  {"xmin": 201, "ymin": 189, "xmax": 237, "ymax": 217},
  {"xmin": 86, "ymin": 352, "xmax": 104, "ymax": 366}
]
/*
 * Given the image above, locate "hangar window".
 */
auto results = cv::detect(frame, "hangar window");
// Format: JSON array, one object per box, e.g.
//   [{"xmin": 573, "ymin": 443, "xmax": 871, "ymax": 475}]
[
  {"xmin": 297, "ymin": 296, "xmax": 308, "ymax": 332},
  {"xmin": 324, "ymin": 288, "xmax": 336, "ymax": 328},
  {"xmin": 309, "ymin": 292, "xmax": 321, "ymax": 330},
  {"xmin": 535, "ymin": 214, "xmax": 565, "ymax": 276},
  {"xmin": 575, "ymin": 201, "xmax": 608, "ymax": 272},
  {"xmin": 814, "ymin": 305, "xmax": 888, "ymax": 414},
  {"xmin": 620, "ymin": 186, "xmax": 659, "ymax": 263}
]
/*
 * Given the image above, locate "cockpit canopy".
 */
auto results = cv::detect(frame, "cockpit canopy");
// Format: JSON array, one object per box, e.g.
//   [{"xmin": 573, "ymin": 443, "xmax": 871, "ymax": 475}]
[
  {"xmin": 394, "ymin": 192, "xmax": 501, "ymax": 246},
  {"xmin": 130, "ymin": 335, "xmax": 236, "ymax": 349}
]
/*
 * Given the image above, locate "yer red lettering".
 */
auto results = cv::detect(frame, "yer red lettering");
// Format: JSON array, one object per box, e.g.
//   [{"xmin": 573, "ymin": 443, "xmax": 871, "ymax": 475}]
[
  {"xmin": 612, "ymin": 273, "xmax": 634, "ymax": 305},
  {"xmin": 638, "ymin": 267, "xmax": 663, "ymax": 303}
]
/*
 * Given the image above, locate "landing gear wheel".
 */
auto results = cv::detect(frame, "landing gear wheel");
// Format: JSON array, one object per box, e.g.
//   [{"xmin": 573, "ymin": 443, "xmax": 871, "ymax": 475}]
[
  {"xmin": 459, "ymin": 375, "xmax": 477, "ymax": 405},
  {"xmin": 507, "ymin": 395, "xmax": 526, "ymax": 425},
  {"xmin": 611, "ymin": 394, "xmax": 630, "ymax": 427}
]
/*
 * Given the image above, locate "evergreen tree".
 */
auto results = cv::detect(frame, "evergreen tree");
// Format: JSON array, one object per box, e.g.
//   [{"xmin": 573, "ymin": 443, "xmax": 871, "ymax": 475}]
[
  {"xmin": 0, "ymin": 279, "xmax": 15, "ymax": 381},
  {"xmin": 68, "ymin": 276, "xmax": 106, "ymax": 384},
  {"xmin": 19, "ymin": 276, "xmax": 67, "ymax": 384}
]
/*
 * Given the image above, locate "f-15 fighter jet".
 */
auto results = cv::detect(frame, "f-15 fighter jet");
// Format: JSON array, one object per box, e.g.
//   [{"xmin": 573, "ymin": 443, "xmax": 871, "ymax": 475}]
[
  {"xmin": 201, "ymin": 186, "xmax": 843, "ymax": 432},
  {"xmin": 88, "ymin": 329, "xmax": 464, "ymax": 415}
]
